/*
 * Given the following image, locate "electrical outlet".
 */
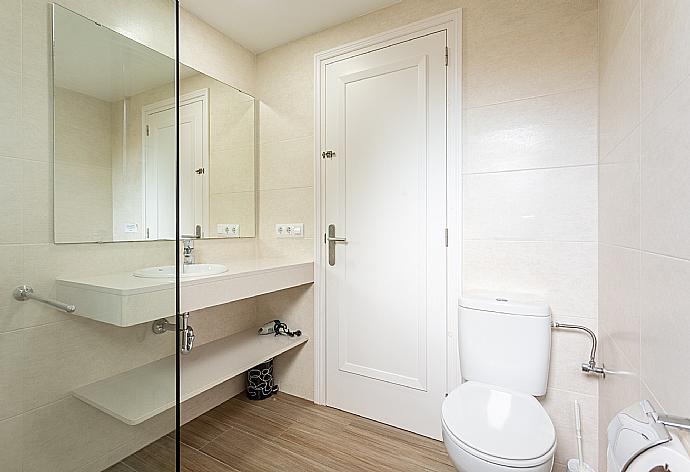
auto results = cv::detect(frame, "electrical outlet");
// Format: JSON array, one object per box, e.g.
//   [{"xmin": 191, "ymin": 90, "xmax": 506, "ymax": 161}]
[
  {"xmin": 276, "ymin": 223, "xmax": 304, "ymax": 238},
  {"xmin": 217, "ymin": 224, "xmax": 240, "ymax": 238}
]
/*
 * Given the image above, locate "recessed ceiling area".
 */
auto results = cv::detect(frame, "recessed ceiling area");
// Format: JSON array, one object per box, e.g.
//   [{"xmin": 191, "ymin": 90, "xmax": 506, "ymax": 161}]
[{"xmin": 180, "ymin": 0, "xmax": 402, "ymax": 54}]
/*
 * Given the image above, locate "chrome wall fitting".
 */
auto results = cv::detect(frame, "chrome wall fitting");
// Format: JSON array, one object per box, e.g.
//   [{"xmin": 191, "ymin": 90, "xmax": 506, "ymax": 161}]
[
  {"xmin": 551, "ymin": 321, "xmax": 606, "ymax": 378},
  {"xmin": 13, "ymin": 284, "xmax": 76, "ymax": 314},
  {"xmin": 152, "ymin": 313, "xmax": 195, "ymax": 354},
  {"xmin": 152, "ymin": 318, "xmax": 175, "ymax": 334},
  {"xmin": 180, "ymin": 313, "xmax": 195, "ymax": 354}
]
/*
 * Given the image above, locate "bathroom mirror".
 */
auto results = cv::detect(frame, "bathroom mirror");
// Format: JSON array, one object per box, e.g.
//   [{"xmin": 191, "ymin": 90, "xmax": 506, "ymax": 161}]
[{"xmin": 52, "ymin": 5, "xmax": 257, "ymax": 243}]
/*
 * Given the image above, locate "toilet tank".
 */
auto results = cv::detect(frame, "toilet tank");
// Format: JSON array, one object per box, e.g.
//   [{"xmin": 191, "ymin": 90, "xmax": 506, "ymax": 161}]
[{"xmin": 459, "ymin": 291, "xmax": 552, "ymax": 396}]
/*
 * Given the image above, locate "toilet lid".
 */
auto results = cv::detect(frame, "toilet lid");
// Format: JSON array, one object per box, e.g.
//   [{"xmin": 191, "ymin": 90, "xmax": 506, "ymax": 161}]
[{"xmin": 442, "ymin": 381, "xmax": 556, "ymax": 463}]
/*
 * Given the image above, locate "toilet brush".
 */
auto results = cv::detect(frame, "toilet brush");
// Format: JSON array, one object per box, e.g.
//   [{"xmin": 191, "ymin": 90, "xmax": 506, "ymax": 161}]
[{"xmin": 567, "ymin": 400, "xmax": 596, "ymax": 472}]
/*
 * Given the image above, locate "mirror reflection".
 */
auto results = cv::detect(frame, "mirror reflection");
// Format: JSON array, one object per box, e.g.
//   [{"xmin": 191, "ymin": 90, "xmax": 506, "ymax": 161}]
[{"xmin": 53, "ymin": 8, "xmax": 256, "ymax": 243}]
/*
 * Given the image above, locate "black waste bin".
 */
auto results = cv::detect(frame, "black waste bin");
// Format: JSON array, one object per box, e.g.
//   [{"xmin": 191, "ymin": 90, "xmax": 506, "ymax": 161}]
[{"xmin": 246, "ymin": 358, "xmax": 278, "ymax": 400}]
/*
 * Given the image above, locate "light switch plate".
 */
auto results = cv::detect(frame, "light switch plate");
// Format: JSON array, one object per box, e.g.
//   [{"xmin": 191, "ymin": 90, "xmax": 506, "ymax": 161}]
[{"xmin": 217, "ymin": 224, "xmax": 240, "ymax": 238}]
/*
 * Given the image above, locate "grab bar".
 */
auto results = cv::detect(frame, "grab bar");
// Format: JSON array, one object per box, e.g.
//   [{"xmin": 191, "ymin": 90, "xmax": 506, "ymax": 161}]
[{"xmin": 13, "ymin": 285, "xmax": 76, "ymax": 313}]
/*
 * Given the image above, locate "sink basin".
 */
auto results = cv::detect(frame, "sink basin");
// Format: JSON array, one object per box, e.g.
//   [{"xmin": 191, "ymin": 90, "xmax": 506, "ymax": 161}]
[{"xmin": 134, "ymin": 264, "xmax": 228, "ymax": 279}]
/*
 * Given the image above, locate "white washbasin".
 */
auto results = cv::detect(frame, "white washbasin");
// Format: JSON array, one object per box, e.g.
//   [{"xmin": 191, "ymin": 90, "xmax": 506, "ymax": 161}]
[{"xmin": 133, "ymin": 264, "xmax": 228, "ymax": 279}]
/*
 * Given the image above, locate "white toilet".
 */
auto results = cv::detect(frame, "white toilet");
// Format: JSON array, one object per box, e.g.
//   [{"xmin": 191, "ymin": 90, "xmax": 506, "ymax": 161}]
[{"xmin": 442, "ymin": 292, "xmax": 557, "ymax": 472}]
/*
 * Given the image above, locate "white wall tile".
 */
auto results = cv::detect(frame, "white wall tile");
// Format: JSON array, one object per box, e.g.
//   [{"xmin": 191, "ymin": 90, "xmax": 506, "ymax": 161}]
[
  {"xmin": 539, "ymin": 388, "xmax": 598, "ymax": 467},
  {"xmin": 464, "ymin": 88, "xmax": 597, "ymax": 174},
  {"xmin": 599, "ymin": 1, "xmax": 640, "ymax": 158},
  {"xmin": 598, "ymin": 333, "xmax": 641, "ymax": 467},
  {"xmin": 599, "ymin": 129, "xmax": 640, "ymax": 248},
  {"xmin": 640, "ymin": 252, "xmax": 690, "ymax": 418},
  {"xmin": 463, "ymin": 240, "xmax": 598, "ymax": 319},
  {"xmin": 464, "ymin": 166, "xmax": 597, "ymax": 242},
  {"xmin": 641, "ymin": 0, "xmax": 690, "ymax": 118},
  {"xmin": 598, "ymin": 0, "xmax": 640, "ymax": 75},
  {"xmin": 599, "ymin": 244, "xmax": 641, "ymax": 369},
  {"xmin": 549, "ymin": 315, "xmax": 599, "ymax": 396},
  {"xmin": 641, "ymin": 76, "xmax": 690, "ymax": 260}
]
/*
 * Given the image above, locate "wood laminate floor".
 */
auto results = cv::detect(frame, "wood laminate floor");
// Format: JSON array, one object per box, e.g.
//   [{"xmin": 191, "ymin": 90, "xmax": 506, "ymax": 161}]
[{"xmin": 107, "ymin": 392, "xmax": 455, "ymax": 472}]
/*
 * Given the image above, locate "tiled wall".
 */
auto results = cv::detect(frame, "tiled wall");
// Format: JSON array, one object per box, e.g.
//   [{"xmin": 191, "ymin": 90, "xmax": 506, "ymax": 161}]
[
  {"xmin": 0, "ymin": 1, "xmax": 259, "ymax": 471},
  {"xmin": 255, "ymin": 1, "xmax": 600, "ymax": 469},
  {"xmin": 598, "ymin": 0, "xmax": 690, "ymax": 463}
]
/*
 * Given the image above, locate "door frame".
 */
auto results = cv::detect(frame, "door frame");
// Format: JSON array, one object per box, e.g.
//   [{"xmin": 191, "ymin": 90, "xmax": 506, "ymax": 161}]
[
  {"xmin": 313, "ymin": 10, "xmax": 462, "ymax": 405},
  {"xmin": 142, "ymin": 88, "xmax": 210, "ymax": 239}
]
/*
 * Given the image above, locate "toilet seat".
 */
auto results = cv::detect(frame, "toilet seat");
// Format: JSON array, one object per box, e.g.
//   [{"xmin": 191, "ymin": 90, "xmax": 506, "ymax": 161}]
[{"xmin": 442, "ymin": 381, "xmax": 556, "ymax": 468}]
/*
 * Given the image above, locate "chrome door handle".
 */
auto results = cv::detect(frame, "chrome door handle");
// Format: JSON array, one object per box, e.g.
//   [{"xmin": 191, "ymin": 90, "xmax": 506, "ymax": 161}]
[{"xmin": 327, "ymin": 224, "xmax": 346, "ymax": 266}]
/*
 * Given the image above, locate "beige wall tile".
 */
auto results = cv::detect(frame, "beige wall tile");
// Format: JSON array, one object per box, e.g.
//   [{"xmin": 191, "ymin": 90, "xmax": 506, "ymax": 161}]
[
  {"xmin": 463, "ymin": 166, "xmax": 597, "ymax": 242},
  {"xmin": 0, "ymin": 69, "xmax": 22, "ymax": 158},
  {"xmin": 256, "ymin": 284, "xmax": 315, "ymax": 400},
  {"xmin": 464, "ymin": 88, "xmax": 597, "ymax": 173},
  {"xmin": 640, "ymin": 252, "xmax": 690, "ymax": 418},
  {"xmin": 190, "ymin": 298, "xmax": 257, "ymax": 346},
  {"xmin": 259, "ymin": 136, "xmax": 315, "ymax": 191},
  {"xmin": 0, "ymin": 330, "xmax": 25, "ymax": 420},
  {"xmin": 21, "ymin": 71, "xmax": 51, "ymax": 162},
  {"xmin": 599, "ymin": 1, "xmax": 640, "ymax": 158},
  {"xmin": 0, "ymin": 0, "xmax": 21, "ymax": 75},
  {"xmin": 259, "ymin": 187, "xmax": 314, "ymax": 239},
  {"xmin": 641, "ymin": 76, "xmax": 690, "ymax": 260},
  {"xmin": 464, "ymin": 240, "xmax": 598, "ymax": 319},
  {"xmin": 0, "ymin": 415, "xmax": 22, "ymax": 472},
  {"xmin": 209, "ymin": 191, "xmax": 256, "ymax": 237},
  {"xmin": 641, "ymin": 0, "xmax": 690, "ymax": 118},
  {"xmin": 599, "ymin": 129, "xmax": 640, "ymax": 248},
  {"xmin": 464, "ymin": 4, "xmax": 598, "ymax": 107},
  {"xmin": 22, "ymin": 317, "xmax": 173, "ymax": 411},
  {"xmin": 0, "ymin": 157, "xmax": 24, "ymax": 243},
  {"xmin": 22, "ymin": 160, "xmax": 53, "ymax": 244},
  {"xmin": 0, "ymin": 246, "xmax": 24, "ymax": 312}
]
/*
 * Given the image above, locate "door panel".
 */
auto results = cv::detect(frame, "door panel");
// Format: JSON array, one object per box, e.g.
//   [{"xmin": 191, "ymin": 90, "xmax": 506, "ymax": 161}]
[
  {"xmin": 145, "ymin": 101, "xmax": 204, "ymax": 239},
  {"xmin": 324, "ymin": 31, "xmax": 448, "ymax": 439}
]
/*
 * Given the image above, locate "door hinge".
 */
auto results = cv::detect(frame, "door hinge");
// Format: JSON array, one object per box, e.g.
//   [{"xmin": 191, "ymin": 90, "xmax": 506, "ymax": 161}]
[
  {"xmin": 321, "ymin": 150, "xmax": 336, "ymax": 159},
  {"xmin": 445, "ymin": 46, "xmax": 449, "ymax": 67},
  {"xmin": 445, "ymin": 228, "xmax": 449, "ymax": 247},
  {"xmin": 195, "ymin": 168, "xmax": 205, "ymax": 174},
  {"xmin": 146, "ymin": 125, "xmax": 150, "ymax": 136},
  {"xmin": 146, "ymin": 227, "xmax": 150, "ymax": 239}
]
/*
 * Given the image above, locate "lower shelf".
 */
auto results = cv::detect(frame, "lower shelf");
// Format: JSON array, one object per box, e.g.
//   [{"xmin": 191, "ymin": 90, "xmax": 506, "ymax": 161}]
[{"xmin": 72, "ymin": 328, "xmax": 309, "ymax": 425}]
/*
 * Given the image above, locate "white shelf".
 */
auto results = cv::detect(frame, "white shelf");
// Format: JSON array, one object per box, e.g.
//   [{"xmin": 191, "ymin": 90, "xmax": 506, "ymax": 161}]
[{"xmin": 73, "ymin": 328, "xmax": 308, "ymax": 425}]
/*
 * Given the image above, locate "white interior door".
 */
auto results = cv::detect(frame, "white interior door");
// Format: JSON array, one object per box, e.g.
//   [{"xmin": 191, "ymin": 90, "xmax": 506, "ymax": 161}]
[
  {"xmin": 323, "ymin": 31, "xmax": 448, "ymax": 439},
  {"xmin": 145, "ymin": 99, "xmax": 205, "ymax": 240}
]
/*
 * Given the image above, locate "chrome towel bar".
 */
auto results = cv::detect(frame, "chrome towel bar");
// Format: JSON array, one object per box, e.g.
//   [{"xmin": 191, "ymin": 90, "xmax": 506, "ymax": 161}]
[{"xmin": 13, "ymin": 285, "xmax": 76, "ymax": 314}]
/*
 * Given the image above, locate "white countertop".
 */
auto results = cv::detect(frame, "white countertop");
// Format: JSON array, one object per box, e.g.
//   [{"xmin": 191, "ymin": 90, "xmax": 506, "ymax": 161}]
[
  {"xmin": 57, "ymin": 258, "xmax": 313, "ymax": 296},
  {"xmin": 56, "ymin": 258, "xmax": 314, "ymax": 326}
]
